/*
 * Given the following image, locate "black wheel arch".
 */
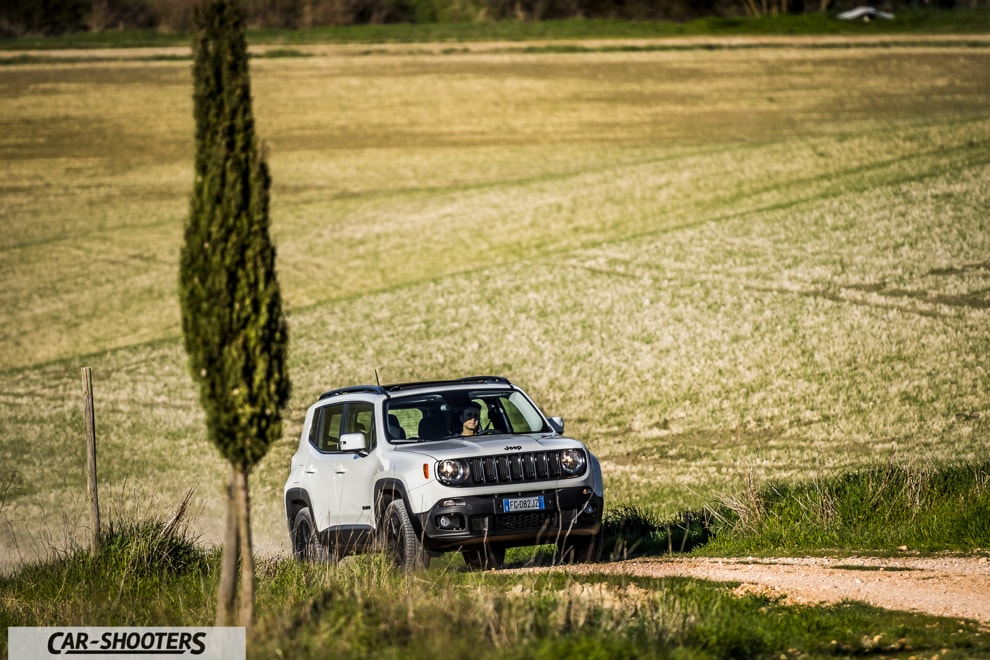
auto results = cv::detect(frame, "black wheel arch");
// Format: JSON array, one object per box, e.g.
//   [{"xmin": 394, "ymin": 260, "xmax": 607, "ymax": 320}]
[
  {"xmin": 373, "ymin": 478, "xmax": 424, "ymax": 537},
  {"xmin": 284, "ymin": 487, "xmax": 314, "ymax": 535}
]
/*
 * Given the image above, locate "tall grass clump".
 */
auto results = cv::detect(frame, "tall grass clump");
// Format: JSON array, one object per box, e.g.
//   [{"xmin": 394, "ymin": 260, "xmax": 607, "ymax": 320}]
[
  {"xmin": 0, "ymin": 496, "xmax": 216, "ymax": 630},
  {"xmin": 706, "ymin": 459, "xmax": 990, "ymax": 554},
  {"xmin": 96, "ymin": 491, "xmax": 209, "ymax": 578}
]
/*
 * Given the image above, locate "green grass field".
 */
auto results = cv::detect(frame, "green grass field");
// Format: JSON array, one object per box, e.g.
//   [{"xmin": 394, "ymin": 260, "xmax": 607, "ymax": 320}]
[{"xmin": 1, "ymin": 36, "xmax": 989, "ymax": 572}]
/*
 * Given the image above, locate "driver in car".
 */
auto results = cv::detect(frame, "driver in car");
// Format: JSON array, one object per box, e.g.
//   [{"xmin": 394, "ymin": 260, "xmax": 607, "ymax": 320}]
[{"xmin": 458, "ymin": 404, "xmax": 481, "ymax": 436}]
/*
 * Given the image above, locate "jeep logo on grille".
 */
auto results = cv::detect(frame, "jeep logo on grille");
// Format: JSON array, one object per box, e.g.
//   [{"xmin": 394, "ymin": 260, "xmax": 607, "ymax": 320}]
[{"xmin": 504, "ymin": 445, "xmax": 522, "ymax": 451}]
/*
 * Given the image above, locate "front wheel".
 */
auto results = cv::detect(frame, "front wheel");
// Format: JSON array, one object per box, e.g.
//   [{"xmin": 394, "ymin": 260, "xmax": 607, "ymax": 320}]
[
  {"xmin": 383, "ymin": 500, "xmax": 429, "ymax": 571},
  {"xmin": 291, "ymin": 507, "xmax": 330, "ymax": 562}
]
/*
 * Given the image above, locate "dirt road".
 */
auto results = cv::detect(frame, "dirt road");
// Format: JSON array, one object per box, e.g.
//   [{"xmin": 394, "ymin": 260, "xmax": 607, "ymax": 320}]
[{"xmin": 538, "ymin": 555, "xmax": 990, "ymax": 626}]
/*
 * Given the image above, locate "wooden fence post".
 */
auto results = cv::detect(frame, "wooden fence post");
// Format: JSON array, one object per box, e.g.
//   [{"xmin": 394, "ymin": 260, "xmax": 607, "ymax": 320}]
[{"xmin": 81, "ymin": 366, "xmax": 101, "ymax": 557}]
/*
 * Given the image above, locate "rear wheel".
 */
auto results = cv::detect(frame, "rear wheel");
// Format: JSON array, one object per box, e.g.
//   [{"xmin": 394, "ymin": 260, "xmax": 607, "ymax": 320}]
[
  {"xmin": 462, "ymin": 544, "xmax": 506, "ymax": 571},
  {"xmin": 383, "ymin": 500, "xmax": 429, "ymax": 571},
  {"xmin": 291, "ymin": 507, "xmax": 329, "ymax": 562},
  {"xmin": 556, "ymin": 529, "xmax": 603, "ymax": 564}
]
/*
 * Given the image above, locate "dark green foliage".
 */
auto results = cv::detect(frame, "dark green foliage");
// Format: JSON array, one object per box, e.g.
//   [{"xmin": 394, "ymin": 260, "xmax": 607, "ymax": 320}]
[
  {"xmin": 180, "ymin": 0, "xmax": 290, "ymax": 471},
  {"xmin": 4, "ymin": 1, "xmax": 990, "ymax": 38},
  {"xmin": 0, "ymin": 0, "xmax": 89, "ymax": 36},
  {"xmin": 603, "ymin": 505, "xmax": 713, "ymax": 558}
]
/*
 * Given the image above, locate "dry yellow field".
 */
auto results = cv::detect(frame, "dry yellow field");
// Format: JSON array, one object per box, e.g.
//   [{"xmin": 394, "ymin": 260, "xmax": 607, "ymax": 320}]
[{"xmin": 1, "ymin": 41, "xmax": 988, "ymax": 567}]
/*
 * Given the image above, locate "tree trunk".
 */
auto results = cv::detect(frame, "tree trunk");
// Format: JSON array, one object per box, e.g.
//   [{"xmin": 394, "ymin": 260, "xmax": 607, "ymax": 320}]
[
  {"xmin": 216, "ymin": 467, "xmax": 239, "ymax": 626},
  {"xmin": 235, "ymin": 467, "xmax": 255, "ymax": 630}
]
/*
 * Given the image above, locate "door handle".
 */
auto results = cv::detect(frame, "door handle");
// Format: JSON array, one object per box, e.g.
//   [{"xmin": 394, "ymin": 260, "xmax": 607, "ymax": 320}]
[
  {"xmin": 335, "ymin": 465, "xmax": 347, "ymax": 474},
  {"xmin": 305, "ymin": 466, "xmax": 317, "ymax": 474}
]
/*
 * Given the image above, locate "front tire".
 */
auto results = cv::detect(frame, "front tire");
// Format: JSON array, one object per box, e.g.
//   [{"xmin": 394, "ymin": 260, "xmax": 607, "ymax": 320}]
[
  {"xmin": 383, "ymin": 500, "xmax": 429, "ymax": 571},
  {"xmin": 291, "ymin": 507, "xmax": 329, "ymax": 562}
]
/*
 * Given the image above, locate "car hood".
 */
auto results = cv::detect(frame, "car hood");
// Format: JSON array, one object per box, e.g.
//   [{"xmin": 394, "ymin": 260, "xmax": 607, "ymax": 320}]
[{"xmin": 393, "ymin": 433, "xmax": 584, "ymax": 460}]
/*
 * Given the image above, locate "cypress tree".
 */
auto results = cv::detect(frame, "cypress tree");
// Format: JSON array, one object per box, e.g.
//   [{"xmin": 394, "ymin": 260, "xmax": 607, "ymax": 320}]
[{"xmin": 180, "ymin": 0, "xmax": 290, "ymax": 628}]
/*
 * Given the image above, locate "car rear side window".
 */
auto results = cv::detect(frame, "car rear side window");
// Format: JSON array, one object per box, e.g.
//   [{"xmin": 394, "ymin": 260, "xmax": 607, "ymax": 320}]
[{"xmin": 309, "ymin": 403, "xmax": 343, "ymax": 453}]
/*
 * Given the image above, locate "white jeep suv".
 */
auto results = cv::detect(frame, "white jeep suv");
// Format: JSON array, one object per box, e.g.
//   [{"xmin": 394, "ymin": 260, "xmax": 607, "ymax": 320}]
[{"xmin": 283, "ymin": 376, "xmax": 604, "ymax": 569}]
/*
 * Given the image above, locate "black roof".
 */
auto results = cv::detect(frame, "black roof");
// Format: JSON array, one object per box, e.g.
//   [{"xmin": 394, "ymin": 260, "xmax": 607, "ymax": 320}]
[{"xmin": 319, "ymin": 375, "xmax": 512, "ymax": 400}]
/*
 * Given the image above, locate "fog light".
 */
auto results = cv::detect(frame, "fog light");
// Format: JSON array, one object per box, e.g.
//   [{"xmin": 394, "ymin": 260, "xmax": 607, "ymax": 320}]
[
  {"xmin": 436, "ymin": 513, "xmax": 464, "ymax": 531},
  {"xmin": 583, "ymin": 502, "xmax": 597, "ymax": 515}
]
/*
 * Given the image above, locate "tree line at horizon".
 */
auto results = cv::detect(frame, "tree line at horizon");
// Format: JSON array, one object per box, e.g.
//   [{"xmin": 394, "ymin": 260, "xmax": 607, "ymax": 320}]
[{"xmin": 1, "ymin": 0, "xmax": 982, "ymax": 37}]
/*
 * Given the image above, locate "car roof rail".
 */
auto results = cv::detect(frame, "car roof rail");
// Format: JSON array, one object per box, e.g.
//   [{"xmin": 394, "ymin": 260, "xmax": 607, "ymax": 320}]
[
  {"xmin": 319, "ymin": 385, "xmax": 387, "ymax": 400},
  {"xmin": 456, "ymin": 375, "xmax": 512, "ymax": 385},
  {"xmin": 383, "ymin": 375, "xmax": 513, "ymax": 393}
]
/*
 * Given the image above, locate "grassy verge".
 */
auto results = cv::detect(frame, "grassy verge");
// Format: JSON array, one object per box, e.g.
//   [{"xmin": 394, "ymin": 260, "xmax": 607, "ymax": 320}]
[
  {"xmin": 705, "ymin": 459, "xmax": 990, "ymax": 556},
  {"xmin": 2, "ymin": 500, "xmax": 989, "ymax": 659},
  {"xmin": 2, "ymin": 11, "xmax": 990, "ymax": 51},
  {"xmin": 602, "ymin": 459, "xmax": 990, "ymax": 558}
]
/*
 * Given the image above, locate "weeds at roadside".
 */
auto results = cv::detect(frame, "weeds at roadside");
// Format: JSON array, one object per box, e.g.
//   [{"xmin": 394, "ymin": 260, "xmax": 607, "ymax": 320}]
[
  {"xmin": 706, "ymin": 458, "xmax": 990, "ymax": 555},
  {"xmin": 5, "ymin": 516, "xmax": 990, "ymax": 659},
  {"xmin": 4, "ymin": 467, "xmax": 990, "ymax": 659}
]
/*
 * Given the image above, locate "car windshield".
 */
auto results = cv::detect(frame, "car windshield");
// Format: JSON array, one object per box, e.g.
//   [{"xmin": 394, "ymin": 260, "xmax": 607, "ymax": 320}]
[{"xmin": 384, "ymin": 389, "xmax": 549, "ymax": 442}]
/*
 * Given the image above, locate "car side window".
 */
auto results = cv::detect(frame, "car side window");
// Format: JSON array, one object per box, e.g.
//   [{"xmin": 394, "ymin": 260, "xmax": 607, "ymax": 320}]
[
  {"xmin": 309, "ymin": 403, "xmax": 343, "ymax": 453},
  {"xmin": 501, "ymin": 392, "xmax": 544, "ymax": 433},
  {"xmin": 308, "ymin": 409, "xmax": 320, "ymax": 447},
  {"xmin": 344, "ymin": 402, "xmax": 375, "ymax": 451}
]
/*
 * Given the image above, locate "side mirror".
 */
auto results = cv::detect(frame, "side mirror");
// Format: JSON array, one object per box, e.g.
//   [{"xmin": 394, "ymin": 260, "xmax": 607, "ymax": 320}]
[
  {"xmin": 548, "ymin": 416, "xmax": 564, "ymax": 434},
  {"xmin": 339, "ymin": 432, "xmax": 367, "ymax": 453}
]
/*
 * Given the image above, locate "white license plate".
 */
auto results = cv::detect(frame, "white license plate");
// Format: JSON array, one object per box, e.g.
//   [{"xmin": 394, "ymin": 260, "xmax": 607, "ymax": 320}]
[{"xmin": 502, "ymin": 495, "xmax": 545, "ymax": 513}]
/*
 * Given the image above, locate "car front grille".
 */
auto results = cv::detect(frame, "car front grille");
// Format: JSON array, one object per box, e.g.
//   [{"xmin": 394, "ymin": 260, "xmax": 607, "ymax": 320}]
[
  {"xmin": 491, "ymin": 511, "xmax": 561, "ymax": 533},
  {"xmin": 464, "ymin": 450, "xmax": 583, "ymax": 486}
]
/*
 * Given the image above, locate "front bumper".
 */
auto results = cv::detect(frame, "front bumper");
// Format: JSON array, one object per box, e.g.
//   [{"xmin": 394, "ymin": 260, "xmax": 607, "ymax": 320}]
[{"xmin": 414, "ymin": 485, "xmax": 603, "ymax": 551}]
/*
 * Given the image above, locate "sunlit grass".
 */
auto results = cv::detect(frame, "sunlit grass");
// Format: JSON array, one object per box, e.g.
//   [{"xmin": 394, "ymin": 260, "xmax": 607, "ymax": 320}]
[
  {"xmin": 4, "ymin": 514, "xmax": 989, "ymax": 658},
  {"xmin": 706, "ymin": 459, "xmax": 990, "ymax": 554}
]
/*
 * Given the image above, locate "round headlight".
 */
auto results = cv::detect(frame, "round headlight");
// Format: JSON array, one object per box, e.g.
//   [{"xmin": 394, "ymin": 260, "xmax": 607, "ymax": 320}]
[
  {"xmin": 436, "ymin": 459, "xmax": 470, "ymax": 485},
  {"xmin": 559, "ymin": 449, "xmax": 586, "ymax": 476}
]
